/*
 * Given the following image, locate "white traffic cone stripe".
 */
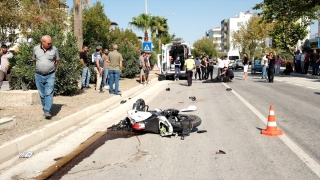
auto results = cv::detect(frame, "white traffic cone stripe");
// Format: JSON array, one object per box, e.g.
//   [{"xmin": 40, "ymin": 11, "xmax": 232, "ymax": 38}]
[
  {"xmin": 267, "ymin": 121, "xmax": 277, "ymax": 127},
  {"xmin": 269, "ymin": 110, "xmax": 275, "ymax": 115}
]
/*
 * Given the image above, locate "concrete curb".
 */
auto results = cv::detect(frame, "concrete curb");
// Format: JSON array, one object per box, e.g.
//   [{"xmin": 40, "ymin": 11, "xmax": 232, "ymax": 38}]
[{"xmin": 0, "ymin": 76, "xmax": 159, "ymax": 164}]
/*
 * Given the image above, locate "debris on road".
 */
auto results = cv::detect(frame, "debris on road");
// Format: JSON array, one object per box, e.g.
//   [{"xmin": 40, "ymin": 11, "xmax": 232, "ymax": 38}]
[
  {"xmin": 19, "ymin": 151, "xmax": 34, "ymax": 158},
  {"xmin": 197, "ymin": 130, "xmax": 207, "ymax": 133},
  {"xmin": 216, "ymin": 150, "xmax": 226, "ymax": 154},
  {"xmin": 226, "ymin": 88, "xmax": 232, "ymax": 91},
  {"xmin": 120, "ymin": 100, "xmax": 127, "ymax": 104},
  {"xmin": 166, "ymin": 88, "xmax": 170, "ymax": 91},
  {"xmin": 189, "ymin": 96, "xmax": 196, "ymax": 101}
]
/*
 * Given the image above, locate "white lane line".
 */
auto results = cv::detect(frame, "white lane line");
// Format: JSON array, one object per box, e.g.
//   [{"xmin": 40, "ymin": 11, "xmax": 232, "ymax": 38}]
[
  {"xmin": 307, "ymin": 87, "xmax": 316, "ymax": 90},
  {"xmin": 222, "ymin": 83, "xmax": 320, "ymax": 178}
]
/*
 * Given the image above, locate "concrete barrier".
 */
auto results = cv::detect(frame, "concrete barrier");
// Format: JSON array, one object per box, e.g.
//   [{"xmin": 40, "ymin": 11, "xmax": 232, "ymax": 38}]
[{"xmin": 0, "ymin": 90, "xmax": 40, "ymax": 107}]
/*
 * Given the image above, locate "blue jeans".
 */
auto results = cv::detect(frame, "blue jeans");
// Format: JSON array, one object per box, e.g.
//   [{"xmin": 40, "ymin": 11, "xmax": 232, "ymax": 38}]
[
  {"xmin": 262, "ymin": 66, "xmax": 267, "ymax": 78},
  {"xmin": 81, "ymin": 67, "xmax": 90, "ymax": 88},
  {"xmin": 108, "ymin": 70, "xmax": 120, "ymax": 94},
  {"xmin": 35, "ymin": 72, "xmax": 55, "ymax": 114},
  {"xmin": 312, "ymin": 62, "xmax": 319, "ymax": 75},
  {"xmin": 103, "ymin": 68, "xmax": 109, "ymax": 86}
]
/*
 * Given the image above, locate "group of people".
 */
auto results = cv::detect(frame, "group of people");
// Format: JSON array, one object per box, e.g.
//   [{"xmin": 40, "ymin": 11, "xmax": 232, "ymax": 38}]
[
  {"xmin": 174, "ymin": 54, "xmax": 226, "ymax": 82},
  {"xmin": 80, "ymin": 44, "xmax": 123, "ymax": 95},
  {"xmin": 181, "ymin": 54, "xmax": 235, "ymax": 86},
  {"xmin": 294, "ymin": 49, "xmax": 320, "ymax": 75},
  {"xmin": 138, "ymin": 51, "xmax": 152, "ymax": 85}
]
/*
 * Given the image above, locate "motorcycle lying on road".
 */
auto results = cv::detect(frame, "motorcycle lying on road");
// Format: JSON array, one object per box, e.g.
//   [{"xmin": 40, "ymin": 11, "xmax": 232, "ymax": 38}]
[{"xmin": 108, "ymin": 99, "xmax": 202, "ymax": 138}]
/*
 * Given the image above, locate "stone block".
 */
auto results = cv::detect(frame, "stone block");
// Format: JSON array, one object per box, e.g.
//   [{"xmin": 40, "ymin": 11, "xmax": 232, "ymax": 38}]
[
  {"xmin": 0, "ymin": 116, "xmax": 16, "ymax": 130},
  {"xmin": 0, "ymin": 90, "xmax": 40, "ymax": 107}
]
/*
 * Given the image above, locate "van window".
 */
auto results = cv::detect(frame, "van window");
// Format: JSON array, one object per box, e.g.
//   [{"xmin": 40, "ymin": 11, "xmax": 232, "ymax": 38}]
[{"xmin": 228, "ymin": 56, "xmax": 239, "ymax": 60}]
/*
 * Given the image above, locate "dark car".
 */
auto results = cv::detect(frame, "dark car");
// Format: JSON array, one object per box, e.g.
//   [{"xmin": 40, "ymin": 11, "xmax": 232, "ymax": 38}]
[{"xmin": 251, "ymin": 60, "xmax": 262, "ymax": 74}]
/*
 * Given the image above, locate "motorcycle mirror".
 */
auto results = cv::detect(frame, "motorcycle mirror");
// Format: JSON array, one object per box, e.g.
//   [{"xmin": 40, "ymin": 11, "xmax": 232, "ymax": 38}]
[{"xmin": 180, "ymin": 105, "xmax": 197, "ymax": 112}]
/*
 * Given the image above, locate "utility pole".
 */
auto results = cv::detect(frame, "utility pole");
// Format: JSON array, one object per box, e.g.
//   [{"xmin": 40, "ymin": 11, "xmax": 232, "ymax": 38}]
[{"xmin": 144, "ymin": 0, "xmax": 148, "ymax": 14}]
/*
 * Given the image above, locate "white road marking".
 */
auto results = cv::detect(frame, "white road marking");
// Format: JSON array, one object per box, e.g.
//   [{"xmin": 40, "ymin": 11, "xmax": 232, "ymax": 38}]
[
  {"xmin": 222, "ymin": 83, "xmax": 320, "ymax": 178},
  {"xmin": 294, "ymin": 84, "xmax": 303, "ymax": 86},
  {"xmin": 275, "ymin": 80, "xmax": 283, "ymax": 82},
  {"xmin": 307, "ymin": 87, "xmax": 316, "ymax": 90}
]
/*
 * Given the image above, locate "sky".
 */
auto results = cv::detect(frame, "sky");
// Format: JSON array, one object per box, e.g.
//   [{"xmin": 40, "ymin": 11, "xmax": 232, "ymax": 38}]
[{"xmin": 65, "ymin": 0, "xmax": 319, "ymax": 46}]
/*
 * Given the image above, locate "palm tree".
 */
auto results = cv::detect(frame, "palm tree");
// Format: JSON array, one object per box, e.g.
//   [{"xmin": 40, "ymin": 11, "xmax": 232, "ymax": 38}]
[
  {"xmin": 150, "ymin": 16, "xmax": 169, "ymax": 52},
  {"xmin": 129, "ymin": 13, "xmax": 152, "ymax": 42}
]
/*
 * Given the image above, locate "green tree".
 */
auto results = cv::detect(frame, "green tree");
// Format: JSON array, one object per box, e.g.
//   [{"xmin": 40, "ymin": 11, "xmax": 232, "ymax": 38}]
[
  {"xmin": 129, "ymin": 13, "xmax": 152, "ymax": 42},
  {"xmin": 150, "ymin": 16, "xmax": 169, "ymax": 52},
  {"xmin": 10, "ymin": 24, "xmax": 82, "ymax": 95},
  {"xmin": 0, "ymin": 0, "xmax": 20, "ymax": 45},
  {"xmin": 232, "ymin": 16, "xmax": 273, "ymax": 59},
  {"xmin": 253, "ymin": 0, "xmax": 319, "ymax": 56},
  {"xmin": 82, "ymin": 1, "xmax": 111, "ymax": 48},
  {"xmin": 192, "ymin": 37, "xmax": 218, "ymax": 57}
]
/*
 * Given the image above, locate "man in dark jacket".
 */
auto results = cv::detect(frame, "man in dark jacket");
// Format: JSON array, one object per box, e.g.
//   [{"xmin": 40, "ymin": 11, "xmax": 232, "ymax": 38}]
[{"xmin": 268, "ymin": 52, "xmax": 275, "ymax": 83}]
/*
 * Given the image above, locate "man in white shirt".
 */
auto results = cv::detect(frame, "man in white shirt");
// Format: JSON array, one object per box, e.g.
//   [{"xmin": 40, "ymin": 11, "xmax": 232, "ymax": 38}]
[
  {"xmin": 294, "ymin": 50, "xmax": 302, "ymax": 73},
  {"xmin": 217, "ymin": 56, "xmax": 225, "ymax": 76},
  {"xmin": 261, "ymin": 52, "xmax": 268, "ymax": 79}
]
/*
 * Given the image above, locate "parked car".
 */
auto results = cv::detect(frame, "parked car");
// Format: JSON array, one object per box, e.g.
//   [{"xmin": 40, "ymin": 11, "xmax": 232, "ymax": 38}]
[
  {"xmin": 251, "ymin": 59, "xmax": 262, "ymax": 74},
  {"xmin": 228, "ymin": 60, "xmax": 234, "ymax": 69},
  {"xmin": 231, "ymin": 59, "xmax": 244, "ymax": 70}
]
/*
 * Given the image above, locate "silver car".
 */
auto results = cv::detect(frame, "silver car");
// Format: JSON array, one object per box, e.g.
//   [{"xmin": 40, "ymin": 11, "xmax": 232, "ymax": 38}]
[{"xmin": 231, "ymin": 59, "xmax": 244, "ymax": 70}]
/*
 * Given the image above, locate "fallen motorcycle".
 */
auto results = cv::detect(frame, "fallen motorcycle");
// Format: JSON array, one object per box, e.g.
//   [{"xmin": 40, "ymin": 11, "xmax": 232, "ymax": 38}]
[{"xmin": 108, "ymin": 99, "xmax": 201, "ymax": 138}]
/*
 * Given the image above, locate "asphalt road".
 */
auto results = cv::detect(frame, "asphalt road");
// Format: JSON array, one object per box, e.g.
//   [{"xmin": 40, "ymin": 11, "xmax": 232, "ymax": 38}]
[
  {"xmin": 0, "ymin": 69, "xmax": 319, "ymax": 179},
  {"xmin": 59, "ymin": 69, "xmax": 320, "ymax": 180}
]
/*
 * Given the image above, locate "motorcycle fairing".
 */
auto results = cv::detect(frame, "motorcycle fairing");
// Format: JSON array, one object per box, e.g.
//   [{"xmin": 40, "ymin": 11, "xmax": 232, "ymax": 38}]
[{"xmin": 127, "ymin": 110, "xmax": 152, "ymax": 123}]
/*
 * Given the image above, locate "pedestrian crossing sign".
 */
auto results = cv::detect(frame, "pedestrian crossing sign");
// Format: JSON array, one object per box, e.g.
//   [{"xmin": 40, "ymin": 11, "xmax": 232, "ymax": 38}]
[{"xmin": 142, "ymin": 42, "xmax": 152, "ymax": 53}]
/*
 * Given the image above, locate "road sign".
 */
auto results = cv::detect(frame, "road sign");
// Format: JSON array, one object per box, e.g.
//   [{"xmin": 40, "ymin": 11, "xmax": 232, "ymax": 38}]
[
  {"xmin": 318, "ymin": 38, "xmax": 320, "ymax": 48},
  {"xmin": 142, "ymin": 42, "xmax": 152, "ymax": 53}
]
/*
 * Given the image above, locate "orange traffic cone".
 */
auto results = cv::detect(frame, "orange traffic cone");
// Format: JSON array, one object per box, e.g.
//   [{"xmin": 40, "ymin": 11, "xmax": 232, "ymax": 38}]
[{"xmin": 261, "ymin": 105, "xmax": 283, "ymax": 136}]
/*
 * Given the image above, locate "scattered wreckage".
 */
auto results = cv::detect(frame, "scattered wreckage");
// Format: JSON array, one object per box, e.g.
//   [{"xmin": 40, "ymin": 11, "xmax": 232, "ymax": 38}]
[{"xmin": 108, "ymin": 99, "xmax": 202, "ymax": 139}]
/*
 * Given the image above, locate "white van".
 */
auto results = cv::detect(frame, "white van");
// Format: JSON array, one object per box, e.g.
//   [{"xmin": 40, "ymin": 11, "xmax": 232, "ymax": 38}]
[
  {"xmin": 157, "ymin": 42, "xmax": 192, "ymax": 80},
  {"xmin": 227, "ymin": 50, "xmax": 240, "ymax": 69}
]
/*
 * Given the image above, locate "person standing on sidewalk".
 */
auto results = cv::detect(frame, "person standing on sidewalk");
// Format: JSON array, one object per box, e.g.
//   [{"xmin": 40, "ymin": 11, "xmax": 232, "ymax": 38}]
[
  {"xmin": 261, "ymin": 52, "xmax": 268, "ymax": 79},
  {"xmin": 139, "ymin": 52, "xmax": 146, "ymax": 84},
  {"xmin": 300, "ymin": 50, "xmax": 306, "ymax": 74},
  {"xmin": 268, "ymin": 52, "xmax": 275, "ymax": 83},
  {"xmin": 33, "ymin": 35, "xmax": 59, "ymax": 119},
  {"xmin": 80, "ymin": 45, "xmax": 90, "ymax": 89},
  {"xmin": 102, "ymin": 48, "xmax": 110, "ymax": 90},
  {"xmin": 93, "ymin": 46, "xmax": 104, "ymax": 93},
  {"xmin": 0, "ymin": 45, "xmax": 13, "ymax": 90},
  {"xmin": 144, "ymin": 53, "xmax": 151, "ymax": 84},
  {"xmin": 194, "ymin": 56, "xmax": 201, "ymax": 80},
  {"xmin": 275, "ymin": 55, "xmax": 282, "ymax": 75},
  {"xmin": 184, "ymin": 54, "xmax": 195, "ymax": 86},
  {"xmin": 108, "ymin": 44, "xmax": 123, "ymax": 95},
  {"xmin": 311, "ymin": 49, "xmax": 320, "ymax": 75},
  {"xmin": 174, "ymin": 56, "xmax": 181, "ymax": 81},
  {"xmin": 217, "ymin": 56, "xmax": 224, "ymax": 77},
  {"xmin": 294, "ymin": 50, "xmax": 302, "ymax": 73}
]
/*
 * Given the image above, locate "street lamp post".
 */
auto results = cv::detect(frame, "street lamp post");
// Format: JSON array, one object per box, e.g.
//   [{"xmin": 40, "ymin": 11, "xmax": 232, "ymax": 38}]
[{"xmin": 144, "ymin": 0, "xmax": 148, "ymax": 14}]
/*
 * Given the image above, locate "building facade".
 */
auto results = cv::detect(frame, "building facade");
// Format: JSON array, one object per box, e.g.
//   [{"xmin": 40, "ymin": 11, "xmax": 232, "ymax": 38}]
[
  {"xmin": 220, "ymin": 11, "xmax": 252, "ymax": 52},
  {"xmin": 206, "ymin": 27, "xmax": 222, "ymax": 51}
]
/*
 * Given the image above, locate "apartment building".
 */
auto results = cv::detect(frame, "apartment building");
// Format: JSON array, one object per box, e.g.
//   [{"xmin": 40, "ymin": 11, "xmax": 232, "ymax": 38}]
[
  {"xmin": 206, "ymin": 27, "xmax": 222, "ymax": 51},
  {"xmin": 220, "ymin": 11, "xmax": 252, "ymax": 52}
]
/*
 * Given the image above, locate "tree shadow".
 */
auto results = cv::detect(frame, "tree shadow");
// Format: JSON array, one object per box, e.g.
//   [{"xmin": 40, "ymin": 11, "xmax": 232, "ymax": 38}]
[{"xmin": 51, "ymin": 104, "xmax": 67, "ymax": 116}]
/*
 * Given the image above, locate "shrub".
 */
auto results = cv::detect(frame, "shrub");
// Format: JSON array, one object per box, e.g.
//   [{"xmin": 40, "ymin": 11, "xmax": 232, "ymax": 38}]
[
  {"xmin": 117, "ymin": 40, "xmax": 140, "ymax": 78},
  {"xmin": 10, "ymin": 24, "xmax": 82, "ymax": 95}
]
